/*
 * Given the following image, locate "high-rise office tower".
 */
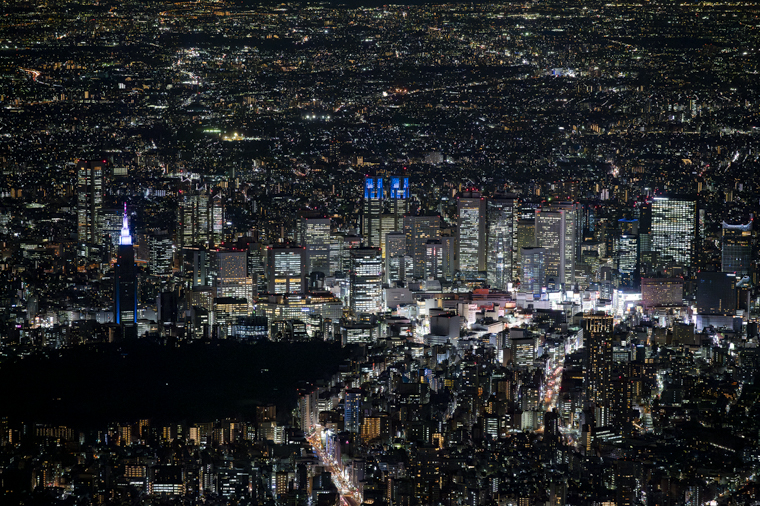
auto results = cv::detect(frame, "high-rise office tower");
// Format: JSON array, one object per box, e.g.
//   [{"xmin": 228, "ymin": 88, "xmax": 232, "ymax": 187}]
[
  {"xmin": 385, "ymin": 232, "xmax": 408, "ymax": 285},
  {"xmin": 535, "ymin": 202, "xmax": 577, "ymax": 287},
  {"xmin": 361, "ymin": 175, "xmax": 409, "ymax": 256},
  {"xmin": 521, "ymin": 247, "xmax": 546, "ymax": 294},
  {"xmin": 511, "ymin": 334, "xmax": 537, "ymax": 368},
  {"xmin": 328, "ymin": 235, "xmax": 344, "ymax": 275},
  {"xmin": 633, "ymin": 199, "xmax": 652, "ymax": 262},
  {"xmin": 385, "ymin": 232, "xmax": 406, "ymax": 259},
  {"xmin": 215, "ymin": 250, "xmax": 253, "ymax": 309},
  {"xmin": 267, "ymin": 245, "xmax": 306, "ymax": 295},
  {"xmin": 439, "ymin": 236, "xmax": 455, "ymax": 281},
  {"xmin": 486, "ymin": 193, "xmax": 518, "ymax": 290},
  {"xmin": 633, "ymin": 199, "xmax": 652, "ymax": 232},
  {"xmin": 247, "ymin": 242, "xmax": 266, "ymax": 295},
  {"xmin": 100, "ymin": 209, "xmax": 124, "ymax": 255},
  {"xmin": 380, "ymin": 214, "xmax": 397, "ymax": 258},
  {"xmin": 148, "ymin": 234, "xmax": 174, "ymax": 277},
  {"xmin": 616, "ymin": 219, "xmax": 639, "ymax": 288},
  {"xmin": 178, "ymin": 193, "xmax": 207, "ymax": 249},
  {"xmin": 456, "ymin": 191, "xmax": 486, "ymax": 275},
  {"xmin": 696, "ymin": 272, "xmax": 737, "ymax": 316},
  {"xmin": 215, "ymin": 297, "xmax": 249, "ymax": 339},
  {"xmin": 583, "ymin": 312, "xmax": 613, "ymax": 427},
  {"xmin": 77, "ymin": 159, "xmax": 105, "ymax": 244},
  {"xmin": 722, "ymin": 220, "xmax": 753, "ymax": 277},
  {"xmin": 350, "ymin": 247, "xmax": 383, "ymax": 314},
  {"xmin": 388, "ymin": 175, "xmax": 410, "ymax": 228},
  {"xmin": 177, "ymin": 191, "xmax": 224, "ymax": 249},
  {"xmin": 403, "ymin": 215, "xmax": 440, "ymax": 279},
  {"xmin": 385, "ymin": 255, "xmax": 413, "ymax": 286},
  {"xmin": 344, "ymin": 389, "xmax": 362, "ymax": 433},
  {"xmin": 190, "ymin": 248, "xmax": 210, "ymax": 287},
  {"xmin": 617, "ymin": 234, "xmax": 639, "ymax": 288},
  {"xmin": 156, "ymin": 292, "xmax": 178, "ymax": 326},
  {"xmin": 114, "ymin": 204, "xmax": 137, "ymax": 336},
  {"xmin": 208, "ymin": 194, "xmax": 224, "ymax": 248},
  {"xmin": 581, "ymin": 201, "xmax": 600, "ymax": 236},
  {"xmin": 300, "ymin": 216, "xmax": 331, "ymax": 276},
  {"xmin": 609, "ymin": 369, "xmax": 634, "ymax": 436},
  {"xmin": 362, "ymin": 176, "xmax": 384, "ymax": 248},
  {"xmin": 515, "ymin": 202, "xmax": 539, "ymax": 282},
  {"xmin": 651, "ymin": 197, "xmax": 697, "ymax": 268},
  {"xmin": 341, "ymin": 235, "xmax": 362, "ymax": 274},
  {"xmin": 425, "ymin": 240, "xmax": 445, "ymax": 280}
]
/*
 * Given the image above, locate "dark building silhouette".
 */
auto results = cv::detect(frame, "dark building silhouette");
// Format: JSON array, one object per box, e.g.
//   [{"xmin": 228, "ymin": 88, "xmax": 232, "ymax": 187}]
[{"xmin": 115, "ymin": 204, "xmax": 137, "ymax": 338}]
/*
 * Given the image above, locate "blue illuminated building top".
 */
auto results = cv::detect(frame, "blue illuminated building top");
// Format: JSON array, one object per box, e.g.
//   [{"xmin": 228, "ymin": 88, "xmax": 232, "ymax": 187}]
[
  {"xmin": 364, "ymin": 177, "xmax": 384, "ymax": 200},
  {"xmin": 390, "ymin": 177, "xmax": 409, "ymax": 199}
]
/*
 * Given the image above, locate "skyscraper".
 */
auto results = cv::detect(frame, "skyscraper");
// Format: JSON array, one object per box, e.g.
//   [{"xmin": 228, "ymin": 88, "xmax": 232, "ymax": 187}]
[
  {"xmin": 609, "ymin": 370, "xmax": 634, "ymax": 437},
  {"xmin": 148, "ymin": 234, "xmax": 174, "ymax": 277},
  {"xmin": 583, "ymin": 312, "xmax": 613, "ymax": 427},
  {"xmin": 385, "ymin": 232, "xmax": 410, "ymax": 285},
  {"xmin": 696, "ymin": 272, "xmax": 737, "ymax": 316},
  {"xmin": 100, "ymin": 209, "xmax": 124, "ymax": 256},
  {"xmin": 362, "ymin": 175, "xmax": 410, "ymax": 256},
  {"xmin": 215, "ymin": 250, "xmax": 253, "ymax": 309},
  {"xmin": 300, "ymin": 216, "xmax": 331, "ymax": 276},
  {"xmin": 267, "ymin": 245, "xmax": 306, "ymax": 295},
  {"xmin": 651, "ymin": 197, "xmax": 697, "ymax": 268},
  {"xmin": 341, "ymin": 235, "xmax": 362, "ymax": 274},
  {"xmin": 425, "ymin": 240, "xmax": 445, "ymax": 280},
  {"xmin": 521, "ymin": 247, "xmax": 546, "ymax": 294},
  {"xmin": 214, "ymin": 297, "xmax": 249, "ymax": 339},
  {"xmin": 385, "ymin": 232, "xmax": 406, "ymax": 259},
  {"xmin": 114, "ymin": 204, "xmax": 137, "ymax": 337},
  {"xmin": 535, "ymin": 202, "xmax": 577, "ymax": 287},
  {"xmin": 350, "ymin": 247, "xmax": 383, "ymax": 314},
  {"xmin": 191, "ymin": 248, "xmax": 210, "ymax": 287},
  {"xmin": 514, "ymin": 201, "xmax": 539, "ymax": 282},
  {"xmin": 385, "ymin": 254, "xmax": 413, "ymax": 287},
  {"xmin": 721, "ymin": 220, "xmax": 753, "ymax": 277},
  {"xmin": 247, "ymin": 242, "xmax": 267, "ymax": 295},
  {"xmin": 362, "ymin": 176, "xmax": 384, "ymax": 248},
  {"xmin": 344, "ymin": 389, "xmax": 362, "ymax": 434},
  {"xmin": 534, "ymin": 209, "xmax": 562, "ymax": 286},
  {"xmin": 439, "ymin": 236, "xmax": 455, "ymax": 281},
  {"xmin": 403, "ymin": 215, "xmax": 440, "ymax": 279},
  {"xmin": 380, "ymin": 214, "xmax": 397, "ymax": 259},
  {"xmin": 486, "ymin": 193, "xmax": 517, "ymax": 290},
  {"xmin": 456, "ymin": 191, "xmax": 486, "ymax": 275},
  {"xmin": 616, "ymin": 219, "xmax": 639, "ymax": 288},
  {"xmin": 177, "ymin": 191, "xmax": 224, "ymax": 249},
  {"xmin": 388, "ymin": 175, "xmax": 410, "ymax": 229},
  {"xmin": 617, "ymin": 233, "xmax": 639, "ymax": 288},
  {"xmin": 77, "ymin": 160, "xmax": 105, "ymax": 262}
]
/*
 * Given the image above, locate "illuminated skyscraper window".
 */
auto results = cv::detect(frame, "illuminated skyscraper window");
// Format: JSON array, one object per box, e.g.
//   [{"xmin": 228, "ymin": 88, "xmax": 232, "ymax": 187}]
[
  {"xmin": 77, "ymin": 159, "xmax": 104, "ymax": 255},
  {"xmin": 535, "ymin": 202, "xmax": 577, "ymax": 287},
  {"xmin": 487, "ymin": 194, "xmax": 517, "ymax": 290},
  {"xmin": 362, "ymin": 177, "xmax": 384, "ymax": 248},
  {"xmin": 457, "ymin": 191, "xmax": 486, "ymax": 275},
  {"xmin": 350, "ymin": 247, "xmax": 382, "ymax": 314},
  {"xmin": 651, "ymin": 197, "xmax": 696, "ymax": 268},
  {"xmin": 267, "ymin": 245, "xmax": 306, "ymax": 295},
  {"xmin": 721, "ymin": 221, "xmax": 753, "ymax": 276}
]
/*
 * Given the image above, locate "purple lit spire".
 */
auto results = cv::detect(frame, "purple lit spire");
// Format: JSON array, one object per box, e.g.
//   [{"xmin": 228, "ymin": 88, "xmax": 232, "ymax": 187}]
[{"xmin": 119, "ymin": 203, "xmax": 132, "ymax": 246}]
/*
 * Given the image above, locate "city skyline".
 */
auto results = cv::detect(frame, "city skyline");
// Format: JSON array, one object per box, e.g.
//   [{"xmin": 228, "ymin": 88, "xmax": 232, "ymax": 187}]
[{"xmin": 2, "ymin": 0, "xmax": 760, "ymax": 504}]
